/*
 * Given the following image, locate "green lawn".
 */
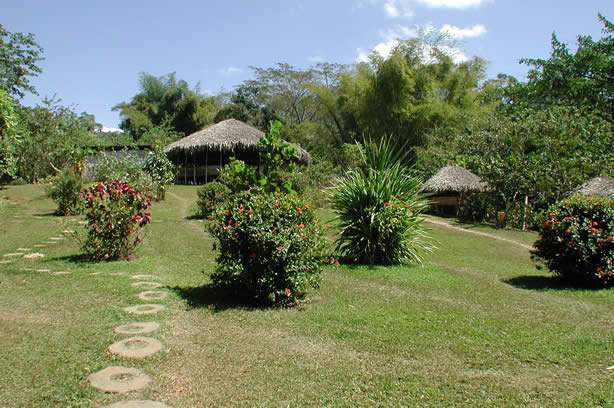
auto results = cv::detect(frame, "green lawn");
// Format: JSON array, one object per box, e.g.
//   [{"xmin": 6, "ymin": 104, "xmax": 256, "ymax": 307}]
[{"xmin": 0, "ymin": 184, "xmax": 612, "ymax": 407}]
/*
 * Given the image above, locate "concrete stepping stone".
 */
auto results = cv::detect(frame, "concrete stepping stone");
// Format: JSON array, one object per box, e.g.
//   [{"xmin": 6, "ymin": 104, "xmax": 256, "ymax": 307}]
[
  {"xmin": 114, "ymin": 322, "xmax": 160, "ymax": 335},
  {"xmin": 62, "ymin": 230, "xmax": 75, "ymax": 234},
  {"xmin": 45, "ymin": 241, "xmax": 59, "ymax": 244},
  {"xmin": 110, "ymin": 272, "xmax": 125, "ymax": 276},
  {"xmin": 137, "ymin": 291, "xmax": 169, "ymax": 301},
  {"xmin": 130, "ymin": 282, "xmax": 163, "ymax": 289},
  {"xmin": 33, "ymin": 216, "xmax": 44, "ymax": 219},
  {"xmin": 123, "ymin": 304, "xmax": 166, "ymax": 315},
  {"xmin": 3, "ymin": 253, "xmax": 24, "ymax": 257},
  {"xmin": 100, "ymin": 400, "xmax": 173, "ymax": 408},
  {"xmin": 36, "ymin": 269, "xmax": 50, "ymax": 272},
  {"xmin": 131, "ymin": 274, "xmax": 160, "ymax": 280},
  {"xmin": 0, "ymin": 260, "xmax": 12, "ymax": 264},
  {"xmin": 16, "ymin": 248, "xmax": 31, "ymax": 251},
  {"xmin": 89, "ymin": 272, "xmax": 103, "ymax": 276},
  {"xmin": 49, "ymin": 237, "xmax": 65, "ymax": 240},
  {"xmin": 33, "ymin": 244, "xmax": 47, "ymax": 248},
  {"xmin": 108, "ymin": 336, "xmax": 163, "ymax": 358},
  {"xmin": 88, "ymin": 366, "xmax": 152, "ymax": 393},
  {"xmin": 52, "ymin": 271, "xmax": 71, "ymax": 275},
  {"xmin": 23, "ymin": 253, "xmax": 45, "ymax": 259}
]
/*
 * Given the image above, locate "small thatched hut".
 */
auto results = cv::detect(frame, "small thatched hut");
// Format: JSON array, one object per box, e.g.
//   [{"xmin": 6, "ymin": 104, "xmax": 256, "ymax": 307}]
[
  {"xmin": 164, "ymin": 118, "xmax": 310, "ymax": 184},
  {"xmin": 571, "ymin": 176, "xmax": 614, "ymax": 198},
  {"xmin": 420, "ymin": 165, "xmax": 488, "ymax": 215}
]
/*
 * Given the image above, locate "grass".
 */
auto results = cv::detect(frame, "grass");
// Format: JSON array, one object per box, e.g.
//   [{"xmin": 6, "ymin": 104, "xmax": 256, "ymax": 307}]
[{"xmin": 1, "ymin": 184, "xmax": 613, "ymax": 407}]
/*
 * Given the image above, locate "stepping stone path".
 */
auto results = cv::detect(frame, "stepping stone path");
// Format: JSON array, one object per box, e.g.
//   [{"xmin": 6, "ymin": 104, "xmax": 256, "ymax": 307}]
[
  {"xmin": 33, "ymin": 244, "xmax": 47, "ymax": 248},
  {"xmin": 52, "ymin": 271, "xmax": 71, "ymax": 275},
  {"xmin": 123, "ymin": 304, "xmax": 166, "ymax": 315},
  {"xmin": 16, "ymin": 248, "xmax": 31, "ymax": 251},
  {"xmin": 130, "ymin": 282, "xmax": 163, "ymax": 289},
  {"xmin": 108, "ymin": 336, "xmax": 163, "ymax": 358},
  {"xmin": 3, "ymin": 252, "xmax": 24, "ymax": 257},
  {"xmin": 137, "ymin": 291, "xmax": 169, "ymax": 301},
  {"xmin": 88, "ymin": 366, "xmax": 152, "ymax": 393},
  {"xmin": 114, "ymin": 322, "xmax": 160, "ymax": 335},
  {"xmin": 23, "ymin": 253, "xmax": 45, "ymax": 259},
  {"xmin": 100, "ymin": 401, "xmax": 173, "ymax": 408}
]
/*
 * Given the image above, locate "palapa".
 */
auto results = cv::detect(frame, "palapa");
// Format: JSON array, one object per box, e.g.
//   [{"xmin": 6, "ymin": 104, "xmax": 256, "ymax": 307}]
[
  {"xmin": 164, "ymin": 118, "xmax": 310, "ymax": 163},
  {"xmin": 420, "ymin": 165, "xmax": 488, "ymax": 194},
  {"xmin": 570, "ymin": 176, "xmax": 614, "ymax": 198}
]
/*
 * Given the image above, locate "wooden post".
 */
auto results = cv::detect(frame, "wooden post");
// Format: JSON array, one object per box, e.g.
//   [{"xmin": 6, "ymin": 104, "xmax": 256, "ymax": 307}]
[
  {"xmin": 205, "ymin": 149, "xmax": 208, "ymax": 183},
  {"xmin": 193, "ymin": 153, "xmax": 196, "ymax": 184},
  {"xmin": 522, "ymin": 195, "xmax": 529, "ymax": 231},
  {"xmin": 183, "ymin": 153, "xmax": 187, "ymax": 184}
]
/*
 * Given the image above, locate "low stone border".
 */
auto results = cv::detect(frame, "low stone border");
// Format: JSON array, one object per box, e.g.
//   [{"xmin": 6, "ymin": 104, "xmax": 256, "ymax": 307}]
[
  {"xmin": 99, "ymin": 400, "xmax": 173, "ymax": 408},
  {"xmin": 130, "ymin": 282, "xmax": 163, "ymax": 289},
  {"xmin": 108, "ymin": 337, "xmax": 163, "ymax": 358},
  {"xmin": 114, "ymin": 322, "xmax": 160, "ymax": 335},
  {"xmin": 137, "ymin": 291, "xmax": 169, "ymax": 301},
  {"xmin": 88, "ymin": 366, "xmax": 152, "ymax": 393},
  {"xmin": 123, "ymin": 304, "xmax": 166, "ymax": 315}
]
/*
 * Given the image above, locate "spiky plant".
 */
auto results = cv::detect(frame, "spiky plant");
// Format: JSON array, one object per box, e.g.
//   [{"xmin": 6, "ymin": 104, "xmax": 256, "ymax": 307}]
[{"xmin": 331, "ymin": 138, "xmax": 433, "ymax": 265}]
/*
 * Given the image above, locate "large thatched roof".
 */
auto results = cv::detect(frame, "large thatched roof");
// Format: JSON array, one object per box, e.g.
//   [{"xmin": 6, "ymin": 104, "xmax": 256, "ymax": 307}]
[
  {"xmin": 164, "ymin": 118, "xmax": 310, "ymax": 163},
  {"xmin": 421, "ymin": 165, "xmax": 488, "ymax": 194},
  {"xmin": 571, "ymin": 176, "xmax": 614, "ymax": 198}
]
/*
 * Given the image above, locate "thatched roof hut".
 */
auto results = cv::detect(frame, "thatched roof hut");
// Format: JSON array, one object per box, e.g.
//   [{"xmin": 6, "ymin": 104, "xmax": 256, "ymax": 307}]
[
  {"xmin": 420, "ymin": 165, "xmax": 488, "ymax": 216},
  {"xmin": 421, "ymin": 165, "xmax": 488, "ymax": 194},
  {"xmin": 571, "ymin": 176, "xmax": 614, "ymax": 198},
  {"xmin": 164, "ymin": 118, "xmax": 310, "ymax": 184}
]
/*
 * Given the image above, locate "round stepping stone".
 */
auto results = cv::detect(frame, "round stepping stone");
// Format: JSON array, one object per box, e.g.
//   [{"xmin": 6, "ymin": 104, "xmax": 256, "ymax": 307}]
[
  {"xmin": 3, "ymin": 253, "xmax": 24, "ymax": 257},
  {"xmin": 131, "ymin": 274, "xmax": 160, "ymax": 280},
  {"xmin": 88, "ymin": 366, "xmax": 152, "ymax": 393},
  {"xmin": 114, "ymin": 322, "xmax": 160, "ymax": 335},
  {"xmin": 108, "ymin": 336, "xmax": 163, "ymax": 358},
  {"xmin": 123, "ymin": 304, "xmax": 166, "ymax": 315},
  {"xmin": 137, "ymin": 291, "xmax": 168, "ymax": 301},
  {"xmin": 100, "ymin": 400, "xmax": 173, "ymax": 408},
  {"xmin": 52, "ymin": 271, "xmax": 71, "ymax": 275},
  {"xmin": 130, "ymin": 282, "xmax": 163, "ymax": 289},
  {"xmin": 23, "ymin": 253, "xmax": 45, "ymax": 259}
]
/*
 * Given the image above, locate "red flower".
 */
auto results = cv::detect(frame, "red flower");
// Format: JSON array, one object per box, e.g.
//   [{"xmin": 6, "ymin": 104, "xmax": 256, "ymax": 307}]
[
  {"xmin": 385, "ymin": 202, "xmax": 391, "ymax": 206},
  {"xmin": 224, "ymin": 225, "xmax": 231, "ymax": 230},
  {"xmin": 304, "ymin": 204, "xmax": 309, "ymax": 209},
  {"xmin": 207, "ymin": 216, "xmax": 213, "ymax": 220},
  {"xmin": 335, "ymin": 261, "xmax": 340, "ymax": 266},
  {"xmin": 274, "ymin": 203, "xmax": 279, "ymax": 207},
  {"xmin": 238, "ymin": 207, "xmax": 244, "ymax": 213},
  {"xmin": 593, "ymin": 221, "xmax": 599, "ymax": 226},
  {"xmin": 568, "ymin": 241, "xmax": 573, "ymax": 245},
  {"xmin": 285, "ymin": 289, "xmax": 291, "ymax": 296},
  {"xmin": 225, "ymin": 209, "xmax": 230, "ymax": 214},
  {"xmin": 297, "ymin": 207, "xmax": 303, "ymax": 213},
  {"xmin": 247, "ymin": 209, "xmax": 254, "ymax": 214},
  {"xmin": 314, "ymin": 220, "xmax": 318, "ymax": 224},
  {"xmin": 298, "ymin": 223, "xmax": 305, "ymax": 228},
  {"xmin": 250, "ymin": 252, "xmax": 256, "ymax": 258},
  {"xmin": 565, "ymin": 229, "xmax": 571, "ymax": 234}
]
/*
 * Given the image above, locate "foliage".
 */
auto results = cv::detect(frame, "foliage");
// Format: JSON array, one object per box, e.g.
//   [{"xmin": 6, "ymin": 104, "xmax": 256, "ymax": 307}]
[
  {"xmin": 15, "ymin": 98, "xmax": 99, "ymax": 182},
  {"xmin": 214, "ymin": 85, "xmax": 281, "ymax": 132},
  {"xmin": 279, "ymin": 159, "xmax": 335, "ymax": 208},
  {"xmin": 207, "ymin": 191, "xmax": 328, "ymax": 306},
  {"xmin": 0, "ymin": 88, "xmax": 19, "ymax": 185},
  {"xmin": 0, "ymin": 24, "xmax": 44, "ymax": 98},
  {"xmin": 90, "ymin": 150, "xmax": 157, "ymax": 199},
  {"xmin": 143, "ymin": 143, "xmax": 175, "ymax": 200},
  {"xmin": 331, "ymin": 138, "xmax": 433, "ymax": 265},
  {"xmin": 518, "ymin": 14, "xmax": 614, "ymax": 124},
  {"xmin": 45, "ymin": 167, "xmax": 84, "ymax": 215},
  {"xmin": 196, "ymin": 182, "xmax": 231, "ymax": 219},
  {"xmin": 112, "ymin": 72, "xmax": 220, "ymax": 140},
  {"xmin": 79, "ymin": 181, "xmax": 151, "ymax": 261},
  {"xmin": 217, "ymin": 159, "xmax": 260, "ymax": 193},
  {"xmin": 255, "ymin": 120, "xmax": 299, "ymax": 194},
  {"xmin": 532, "ymin": 195, "xmax": 614, "ymax": 287}
]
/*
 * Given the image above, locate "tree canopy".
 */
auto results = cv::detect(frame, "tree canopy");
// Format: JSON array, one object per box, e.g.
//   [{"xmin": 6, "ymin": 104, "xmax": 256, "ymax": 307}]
[{"xmin": 0, "ymin": 24, "xmax": 44, "ymax": 98}]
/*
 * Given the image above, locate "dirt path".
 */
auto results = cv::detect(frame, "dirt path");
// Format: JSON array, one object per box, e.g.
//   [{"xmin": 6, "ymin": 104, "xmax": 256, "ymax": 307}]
[{"xmin": 424, "ymin": 216, "xmax": 533, "ymax": 250}]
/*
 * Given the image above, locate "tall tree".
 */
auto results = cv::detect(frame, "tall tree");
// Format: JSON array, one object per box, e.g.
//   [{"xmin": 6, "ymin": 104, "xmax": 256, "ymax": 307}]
[
  {"xmin": 0, "ymin": 24, "xmax": 44, "ymax": 98},
  {"xmin": 0, "ymin": 88, "xmax": 19, "ymax": 184},
  {"xmin": 518, "ymin": 13, "xmax": 614, "ymax": 123},
  {"xmin": 113, "ymin": 72, "xmax": 220, "ymax": 141}
]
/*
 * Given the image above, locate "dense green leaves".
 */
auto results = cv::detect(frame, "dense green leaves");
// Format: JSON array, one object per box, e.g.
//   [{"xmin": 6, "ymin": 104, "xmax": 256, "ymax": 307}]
[
  {"xmin": 0, "ymin": 24, "xmax": 43, "ymax": 98},
  {"xmin": 0, "ymin": 89, "xmax": 19, "ymax": 184}
]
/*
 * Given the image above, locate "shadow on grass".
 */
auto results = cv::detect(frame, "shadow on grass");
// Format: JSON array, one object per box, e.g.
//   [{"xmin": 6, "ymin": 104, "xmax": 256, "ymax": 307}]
[
  {"xmin": 504, "ymin": 275, "xmax": 603, "ymax": 291},
  {"xmin": 170, "ymin": 284, "xmax": 262, "ymax": 312},
  {"xmin": 31, "ymin": 211, "xmax": 56, "ymax": 217},
  {"xmin": 50, "ymin": 254, "xmax": 92, "ymax": 265},
  {"xmin": 184, "ymin": 214, "xmax": 203, "ymax": 221}
]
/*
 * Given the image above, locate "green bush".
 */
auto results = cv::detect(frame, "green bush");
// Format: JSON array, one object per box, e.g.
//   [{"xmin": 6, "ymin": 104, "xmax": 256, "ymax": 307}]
[
  {"xmin": 331, "ymin": 138, "xmax": 433, "ymax": 265},
  {"xmin": 532, "ymin": 195, "xmax": 614, "ymax": 287},
  {"xmin": 80, "ymin": 181, "xmax": 151, "ymax": 261},
  {"xmin": 143, "ymin": 143, "xmax": 175, "ymax": 200},
  {"xmin": 196, "ymin": 182, "xmax": 231, "ymax": 219},
  {"xmin": 207, "ymin": 192, "xmax": 328, "ymax": 306},
  {"xmin": 91, "ymin": 151, "xmax": 156, "ymax": 199},
  {"xmin": 217, "ymin": 159, "xmax": 259, "ymax": 193},
  {"xmin": 45, "ymin": 167, "xmax": 84, "ymax": 215},
  {"xmin": 457, "ymin": 192, "xmax": 492, "ymax": 224}
]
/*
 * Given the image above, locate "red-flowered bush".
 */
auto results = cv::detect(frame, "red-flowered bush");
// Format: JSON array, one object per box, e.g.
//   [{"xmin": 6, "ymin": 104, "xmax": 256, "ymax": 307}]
[
  {"xmin": 196, "ymin": 182, "xmax": 231, "ymax": 219},
  {"xmin": 80, "ymin": 181, "xmax": 151, "ymax": 261},
  {"xmin": 532, "ymin": 194, "xmax": 614, "ymax": 287},
  {"xmin": 207, "ymin": 191, "xmax": 329, "ymax": 306}
]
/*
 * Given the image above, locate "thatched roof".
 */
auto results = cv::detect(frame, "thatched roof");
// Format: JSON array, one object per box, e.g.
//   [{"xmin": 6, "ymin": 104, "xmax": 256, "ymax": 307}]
[
  {"xmin": 421, "ymin": 165, "xmax": 488, "ymax": 194},
  {"xmin": 571, "ymin": 176, "xmax": 614, "ymax": 198},
  {"xmin": 164, "ymin": 118, "xmax": 310, "ymax": 163}
]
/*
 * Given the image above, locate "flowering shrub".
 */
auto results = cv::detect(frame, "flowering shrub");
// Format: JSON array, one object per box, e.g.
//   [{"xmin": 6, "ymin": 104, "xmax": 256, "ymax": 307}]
[
  {"xmin": 80, "ymin": 181, "xmax": 151, "ymax": 261},
  {"xmin": 207, "ymin": 192, "xmax": 328, "ymax": 306},
  {"xmin": 91, "ymin": 151, "xmax": 156, "ymax": 199},
  {"xmin": 46, "ymin": 167, "xmax": 84, "ymax": 215},
  {"xmin": 196, "ymin": 182, "xmax": 231, "ymax": 219},
  {"xmin": 143, "ymin": 143, "xmax": 175, "ymax": 200},
  {"xmin": 532, "ymin": 194, "xmax": 614, "ymax": 287}
]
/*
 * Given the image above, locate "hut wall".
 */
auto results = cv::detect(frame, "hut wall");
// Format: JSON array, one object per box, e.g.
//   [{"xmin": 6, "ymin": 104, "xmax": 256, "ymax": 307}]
[{"xmin": 171, "ymin": 148, "xmax": 260, "ymax": 185}]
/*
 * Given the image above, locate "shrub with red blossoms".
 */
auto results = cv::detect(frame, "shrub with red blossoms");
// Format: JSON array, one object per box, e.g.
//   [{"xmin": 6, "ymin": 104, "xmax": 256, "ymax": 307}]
[
  {"xmin": 79, "ymin": 181, "xmax": 151, "ymax": 261},
  {"xmin": 532, "ymin": 194, "xmax": 614, "ymax": 287}
]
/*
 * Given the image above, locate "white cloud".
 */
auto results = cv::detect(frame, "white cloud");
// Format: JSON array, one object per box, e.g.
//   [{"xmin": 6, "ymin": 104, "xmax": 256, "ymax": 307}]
[
  {"xmin": 382, "ymin": 0, "xmax": 414, "ymax": 18},
  {"xmin": 100, "ymin": 127, "xmax": 123, "ymax": 133},
  {"xmin": 415, "ymin": 0, "xmax": 493, "ymax": 8},
  {"xmin": 217, "ymin": 66, "xmax": 241, "ymax": 75},
  {"xmin": 440, "ymin": 23, "xmax": 486, "ymax": 39}
]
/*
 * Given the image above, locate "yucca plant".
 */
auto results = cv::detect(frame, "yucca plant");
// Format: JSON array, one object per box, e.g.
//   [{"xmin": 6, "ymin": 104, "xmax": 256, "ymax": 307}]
[{"xmin": 331, "ymin": 137, "xmax": 433, "ymax": 265}]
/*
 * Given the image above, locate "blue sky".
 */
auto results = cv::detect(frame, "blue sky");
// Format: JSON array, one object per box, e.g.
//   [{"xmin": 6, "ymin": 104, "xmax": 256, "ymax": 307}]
[{"xmin": 4, "ymin": 0, "xmax": 613, "ymax": 129}]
